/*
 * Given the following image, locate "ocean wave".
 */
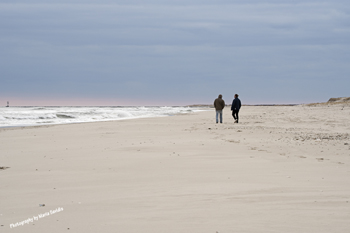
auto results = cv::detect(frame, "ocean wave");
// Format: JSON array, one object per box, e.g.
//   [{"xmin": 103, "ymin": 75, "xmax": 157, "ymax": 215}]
[
  {"xmin": 56, "ymin": 114, "xmax": 75, "ymax": 119},
  {"xmin": 0, "ymin": 106, "xmax": 203, "ymax": 127}
]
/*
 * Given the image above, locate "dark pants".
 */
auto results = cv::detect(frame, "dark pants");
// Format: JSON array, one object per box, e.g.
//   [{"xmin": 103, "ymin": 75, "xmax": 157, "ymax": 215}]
[{"xmin": 232, "ymin": 109, "xmax": 239, "ymax": 122}]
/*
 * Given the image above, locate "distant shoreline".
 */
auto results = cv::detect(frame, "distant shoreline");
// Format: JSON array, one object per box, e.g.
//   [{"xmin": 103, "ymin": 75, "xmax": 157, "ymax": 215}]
[{"xmin": 188, "ymin": 104, "xmax": 299, "ymax": 107}]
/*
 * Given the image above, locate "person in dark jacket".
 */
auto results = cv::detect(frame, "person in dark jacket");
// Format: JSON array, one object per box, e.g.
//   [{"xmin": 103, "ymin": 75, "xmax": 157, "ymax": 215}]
[
  {"xmin": 214, "ymin": 94, "xmax": 225, "ymax": 123},
  {"xmin": 231, "ymin": 94, "xmax": 241, "ymax": 123}
]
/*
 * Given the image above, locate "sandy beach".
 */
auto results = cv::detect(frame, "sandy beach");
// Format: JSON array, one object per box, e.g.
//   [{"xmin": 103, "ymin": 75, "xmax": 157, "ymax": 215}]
[{"xmin": 1, "ymin": 104, "xmax": 350, "ymax": 233}]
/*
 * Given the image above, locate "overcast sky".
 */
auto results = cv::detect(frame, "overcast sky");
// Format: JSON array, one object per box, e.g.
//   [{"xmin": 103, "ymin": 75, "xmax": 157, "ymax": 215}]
[{"xmin": 1, "ymin": 0, "xmax": 349, "ymax": 106}]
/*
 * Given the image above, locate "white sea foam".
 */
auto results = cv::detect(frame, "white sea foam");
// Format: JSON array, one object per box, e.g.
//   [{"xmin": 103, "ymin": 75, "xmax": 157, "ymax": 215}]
[{"xmin": 0, "ymin": 106, "xmax": 204, "ymax": 127}]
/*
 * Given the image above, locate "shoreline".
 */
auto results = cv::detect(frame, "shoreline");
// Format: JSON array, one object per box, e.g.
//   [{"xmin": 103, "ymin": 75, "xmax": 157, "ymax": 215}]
[
  {"xmin": 1, "ymin": 105, "xmax": 349, "ymax": 232},
  {"xmin": 0, "ymin": 107, "xmax": 207, "ymax": 130}
]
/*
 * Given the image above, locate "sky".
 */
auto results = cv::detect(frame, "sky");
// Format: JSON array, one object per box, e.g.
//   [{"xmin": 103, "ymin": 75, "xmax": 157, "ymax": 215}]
[{"xmin": 0, "ymin": 0, "xmax": 349, "ymax": 106}]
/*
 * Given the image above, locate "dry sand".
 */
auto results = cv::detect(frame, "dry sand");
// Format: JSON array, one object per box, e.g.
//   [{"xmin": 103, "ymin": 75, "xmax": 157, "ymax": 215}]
[{"xmin": 1, "ymin": 105, "xmax": 350, "ymax": 233}]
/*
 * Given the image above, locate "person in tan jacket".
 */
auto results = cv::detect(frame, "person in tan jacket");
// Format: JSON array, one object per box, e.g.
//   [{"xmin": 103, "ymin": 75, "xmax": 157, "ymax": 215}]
[{"xmin": 214, "ymin": 94, "xmax": 225, "ymax": 123}]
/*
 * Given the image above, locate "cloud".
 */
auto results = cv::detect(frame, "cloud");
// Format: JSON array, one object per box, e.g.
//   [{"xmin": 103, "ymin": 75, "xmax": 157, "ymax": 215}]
[{"xmin": 0, "ymin": 0, "xmax": 349, "ymax": 105}]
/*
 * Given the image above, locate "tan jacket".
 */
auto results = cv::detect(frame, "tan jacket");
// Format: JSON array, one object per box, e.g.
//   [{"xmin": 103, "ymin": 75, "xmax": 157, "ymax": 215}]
[{"xmin": 214, "ymin": 97, "xmax": 225, "ymax": 110}]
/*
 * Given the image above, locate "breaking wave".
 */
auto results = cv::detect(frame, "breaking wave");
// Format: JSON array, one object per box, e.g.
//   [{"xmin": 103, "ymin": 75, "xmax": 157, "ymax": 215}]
[{"xmin": 0, "ymin": 106, "xmax": 204, "ymax": 127}]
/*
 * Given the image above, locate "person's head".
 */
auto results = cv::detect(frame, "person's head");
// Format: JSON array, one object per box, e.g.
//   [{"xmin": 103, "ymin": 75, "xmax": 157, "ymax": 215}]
[
  {"xmin": 218, "ymin": 94, "xmax": 222, "ymax": 98},
  {"xmin": 234, "ymin": 94, "xmax": 239, "ymax": 98}
]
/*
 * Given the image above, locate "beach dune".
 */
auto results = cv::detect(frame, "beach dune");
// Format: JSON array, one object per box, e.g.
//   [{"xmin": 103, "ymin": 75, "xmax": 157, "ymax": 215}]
[{"xmin": 1, "ymin": 105, "xmax": 350, "ymax": 232}]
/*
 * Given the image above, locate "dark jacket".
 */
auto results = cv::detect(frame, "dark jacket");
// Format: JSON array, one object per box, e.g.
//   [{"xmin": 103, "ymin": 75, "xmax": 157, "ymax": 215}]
[
  {"xmin": 231, "ymin": 98, "xmax": 241, "ymax": 110},
  {"xmin": 214, "ymin": 97, "xmax": 225, "ymax": 111}
]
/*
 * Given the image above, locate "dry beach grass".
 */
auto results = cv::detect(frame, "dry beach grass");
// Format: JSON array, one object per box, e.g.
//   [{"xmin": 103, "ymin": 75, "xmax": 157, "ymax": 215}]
[
  {"xmin": 1, "ymin": 104, "xmax": 350, "ymax": 232},
  {"xmin": 306, "ymin": 97, "xmax": 350, "ymax": 107}
]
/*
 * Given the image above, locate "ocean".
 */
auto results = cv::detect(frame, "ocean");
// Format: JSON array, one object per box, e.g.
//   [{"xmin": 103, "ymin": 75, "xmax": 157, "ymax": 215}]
[{"xmin": 0, "ymin": 106, "xmax": 204, "ymax": 128}]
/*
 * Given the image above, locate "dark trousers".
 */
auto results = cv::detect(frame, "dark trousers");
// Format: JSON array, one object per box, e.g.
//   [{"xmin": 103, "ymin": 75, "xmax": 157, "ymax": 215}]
[{"xmin": 232, "ymin": 109, "xmax": 239, "ymax": 122}]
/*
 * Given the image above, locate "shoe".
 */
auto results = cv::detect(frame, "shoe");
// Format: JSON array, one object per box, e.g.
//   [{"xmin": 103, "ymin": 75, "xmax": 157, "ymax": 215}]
[{"xmin": 234, "ymin": 120, "xmax": 238, "ymax": 123}]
